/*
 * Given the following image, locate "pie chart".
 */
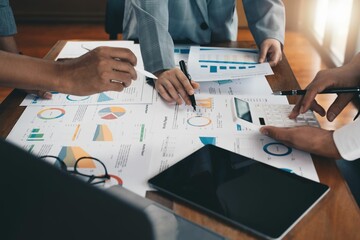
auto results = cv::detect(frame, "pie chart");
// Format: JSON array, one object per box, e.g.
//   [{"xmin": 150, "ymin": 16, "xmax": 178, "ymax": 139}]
[
  {"xmin": 98, "ymin": 106, "xmax": 126, "ymax": 120},
  {"xmin": 187, "ymin": 116, "xmax": 212, "ymax": 127}
]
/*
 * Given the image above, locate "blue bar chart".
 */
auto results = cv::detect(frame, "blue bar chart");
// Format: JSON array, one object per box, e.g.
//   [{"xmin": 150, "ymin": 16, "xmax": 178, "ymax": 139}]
[{"xmin": 188, "ymin": 46, "xmax": 274, "ymax": 81}]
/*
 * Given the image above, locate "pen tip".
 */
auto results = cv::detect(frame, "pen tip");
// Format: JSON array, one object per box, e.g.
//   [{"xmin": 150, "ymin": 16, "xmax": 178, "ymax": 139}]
[{"xmin": 272, "ymin": 91, "xmax": 281, "ymax": 95}]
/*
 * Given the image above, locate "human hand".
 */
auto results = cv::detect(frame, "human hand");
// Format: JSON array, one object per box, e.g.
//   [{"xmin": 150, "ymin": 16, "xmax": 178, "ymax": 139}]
[
  {"xmin": 154, "ymin": 68, "xmax": 200, "ymax": 105},
  {"xmin": 58, "ymin": 47, "xmax": 138, "ymax": 96},
  {"xmin": 289, "ymin": 55, "xmax": 360, "ymax": 121},
  {"xmin": 25, "ymin": 90, "xmax": 52, "ymax": 99},
  {"xmin": 258, "ymin": 39, "xmax": 282, "ymax": 67},
  {"xmin": 260, "ymin": 125, "xmax": 341, "ymax": 159}
]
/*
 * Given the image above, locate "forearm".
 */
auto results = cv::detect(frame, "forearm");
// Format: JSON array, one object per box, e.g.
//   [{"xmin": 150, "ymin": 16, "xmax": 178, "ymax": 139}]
[
  {"xmin": 0, "ymin": 36, "xmax": 18, "ymax": 53},
  {"xmin": 130, "ymin": 0, "xmax": 175, "ymax": 73},
  {"xmin": 243, "ymin": 0, "xmax": 285, "ymax": 47},
  {"xmin": 0, "ymin": 51, "xmax": 61, "ymax": 91}
]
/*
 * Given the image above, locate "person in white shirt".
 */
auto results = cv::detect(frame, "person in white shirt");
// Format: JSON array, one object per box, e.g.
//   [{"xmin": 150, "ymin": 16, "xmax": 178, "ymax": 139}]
[{"xmin": 260, "ymin": 52, "xmax": 360, "ymax": 161}]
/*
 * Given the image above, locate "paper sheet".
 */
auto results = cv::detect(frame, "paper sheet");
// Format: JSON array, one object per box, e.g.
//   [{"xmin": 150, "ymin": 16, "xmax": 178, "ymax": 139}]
[
  {"xmin": 197, "ymin": 76, "xmax": 273, "ymax": 95},
  {"xmin": 173, "ymin": 44, "xmax": 194, "ymax": 66},
  {"xmin": 7, "ymin": 102, "xmax": 155, "ymax": 197},
  {"xmin": 16, "ymin": 142, "xmax": 151, "ymax": 197},
  {"xmin": 147, "ymin": 132, "xmax": 319, "ymax": 183},
  {"xmin": 188, "ymin": 46, "xmax": 274, "ymax": 81},
  {"xmin": 151, "ymin": 94, "xmax": 288, "ymax": 133},
  {"xmin": 7, "ymin": 103, "xmax": 154, "ymax": 144}
]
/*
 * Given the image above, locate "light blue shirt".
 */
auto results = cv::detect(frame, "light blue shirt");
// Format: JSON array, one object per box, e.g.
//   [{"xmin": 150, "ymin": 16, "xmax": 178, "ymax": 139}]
[{"xmin": 0, "ymin": 0, "xmax": 17, "ymax": 36}]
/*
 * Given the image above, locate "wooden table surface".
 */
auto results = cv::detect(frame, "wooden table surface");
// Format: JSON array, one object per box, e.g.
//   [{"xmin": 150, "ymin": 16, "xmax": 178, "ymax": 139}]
[{"xmin": 0, "ymin": 40, "xmax": 359, "ymax": 240}]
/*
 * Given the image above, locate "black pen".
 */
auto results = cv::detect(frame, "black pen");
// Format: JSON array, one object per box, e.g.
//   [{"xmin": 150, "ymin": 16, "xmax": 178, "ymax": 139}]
[
  {"xmin": 179, "ymin": 60, "xmax": 197, "ymax": 111},
  {"xmin": 272, "ymin": 87, "xmax": 360, "ymax": 95}
]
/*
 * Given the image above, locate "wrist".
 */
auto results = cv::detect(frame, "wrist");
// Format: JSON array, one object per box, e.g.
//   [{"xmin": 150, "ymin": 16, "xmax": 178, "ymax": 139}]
[
  {"xmin": 52, "ymin": 61, "xmax": 72, "ymax": 94},
  {"xmin": 154, "ymin": 69, "xmax": 166, "ymax": 77},
  {"xmin": 324, "ymin": 130, "xmax": 341, "ymax": 159}
]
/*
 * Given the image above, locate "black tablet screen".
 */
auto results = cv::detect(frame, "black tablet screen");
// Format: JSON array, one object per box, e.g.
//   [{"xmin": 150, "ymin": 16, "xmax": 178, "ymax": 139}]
[{"xmin": 148, "ymin": 145, "xmax": 329, "ymax": 239}]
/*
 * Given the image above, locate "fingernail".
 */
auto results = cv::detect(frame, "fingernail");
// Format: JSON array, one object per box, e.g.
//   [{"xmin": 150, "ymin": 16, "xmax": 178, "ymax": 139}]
[
  {"xmin": 43, "ymin": 92, "xmax": 52, "ymax": 99},
  {"xmin": 188, "ymin": 89, "xmax": 194, "ymax": 95},
  {"xmin": 288, "ymin": 111, "xmax": 295, "ymax": 119},
  {"xmin": 260, "ymin": 128, "xmax": 268, "ymax": 135},
  {"xmin": 300, "ymin": 106, "xmax": 305, "ymax": 114},
  {"xmin": 328, "ymin": 112, "xmax": 336, "ymax": 122}
]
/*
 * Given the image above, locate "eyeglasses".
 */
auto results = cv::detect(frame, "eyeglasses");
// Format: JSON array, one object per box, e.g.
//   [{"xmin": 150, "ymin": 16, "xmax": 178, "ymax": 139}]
[{"xmin": 40, "ymin": 155, "xmax": 111, "ymax": 186}]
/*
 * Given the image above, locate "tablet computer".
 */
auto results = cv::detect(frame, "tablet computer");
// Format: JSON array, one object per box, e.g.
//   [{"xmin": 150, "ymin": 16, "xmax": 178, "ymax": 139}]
[{"xmin": 148, "ymin": 145, "xmax": 329, "ymax": 240}]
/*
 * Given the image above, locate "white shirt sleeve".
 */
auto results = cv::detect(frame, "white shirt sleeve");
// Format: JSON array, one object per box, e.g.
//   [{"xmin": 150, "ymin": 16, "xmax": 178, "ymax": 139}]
[{"xmin": 333, "ymin": 119, "xmax": 360, "ymax": 161}]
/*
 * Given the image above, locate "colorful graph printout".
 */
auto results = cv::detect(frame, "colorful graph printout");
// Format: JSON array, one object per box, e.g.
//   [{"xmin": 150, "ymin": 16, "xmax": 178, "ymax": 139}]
[
  {"xmin": 98, "ymin": 107, "xmax": 126, "ymax": 120},
  {"xmin": 199, "ymin": 136, "xmax": 216, "ymax": 145},
  {"xmin": 188, "ymin": 46, "xmax": 273, "ymax": 81},
  {"xmin": 196, "ymin": 98, "xmax": 213, "ymax": 108},
  {"xmin": 37, "ymin": 108, "xmax": 65, "ymax": 120},
  {"xmin": 58, "ymin": 146, "xmax": 96, "ymax": 168},
  {"xmin": 187, "ymin": 116, "xmax": 212, "ymax": 127},
  {"xmin": 27, "ymin": 128, "xmax": 44, "ymax": 141},
  {"xmin": 66, "ymin": 95, "xmax": 90, "ymax": 101},
  {"xmin": 93, "ymin": 124, "xmax": 113, "ymax": 141},
  {"xmin": 97, "ymin": 93, "xmax": 114, "ymax": 102},
  {"xmin": 263, "ymin": 142, "xmax": 292, "ymax": 156}
]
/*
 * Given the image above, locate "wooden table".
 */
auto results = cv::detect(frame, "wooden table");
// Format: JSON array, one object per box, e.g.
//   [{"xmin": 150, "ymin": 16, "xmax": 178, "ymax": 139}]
[{"xmin": 1, "ymin": 40, "xmax": 359, "ymax": 240}]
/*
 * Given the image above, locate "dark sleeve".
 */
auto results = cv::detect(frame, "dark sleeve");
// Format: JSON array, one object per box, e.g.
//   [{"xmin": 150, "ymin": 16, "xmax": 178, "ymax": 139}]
[{"xmin": 0, "ymin": 0, "xmax": 17, "ymax": 36}]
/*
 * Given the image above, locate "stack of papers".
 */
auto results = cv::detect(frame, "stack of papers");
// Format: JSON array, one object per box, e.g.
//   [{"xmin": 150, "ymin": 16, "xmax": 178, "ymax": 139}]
[{"xmin": 7, "ymin": 41, "xmax": 319, "ymax": 197}]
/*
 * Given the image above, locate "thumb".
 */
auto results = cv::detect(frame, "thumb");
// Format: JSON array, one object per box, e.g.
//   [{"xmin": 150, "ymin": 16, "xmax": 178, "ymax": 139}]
[
  {"xmin": 260, "ymin": 126, "xmax": 282, "ymax": 140},
  {"xmin": 38, "ymin": 91, "xmax": 53, "ymax": 99},
  {"xmin": 258, "ymin": 45, "xmax": 269, "ymax": 63},
  {"xmin": 327, "ymin": 94, "xmax": 354, "ymax": 121}
]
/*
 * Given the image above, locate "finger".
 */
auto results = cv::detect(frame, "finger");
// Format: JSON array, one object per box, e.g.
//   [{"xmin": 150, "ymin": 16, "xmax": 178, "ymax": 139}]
[
  {"xmin": 156, "ymin": 84, "xmax": 174, "ymax": 103},
  {"xmin": 165, "ymin": 75, "xmax": 190, "ymax": 105},
  {"xmin": 300, "ymin": 90, "xmax": 318, "ymax": 113},
  {"xmin": 260, "ymin": 126, "xmax": 288, "ymax": 142},
  {"xmin": 111, "ymin": 59, "xmax": 137, "ymax": 80},
  {"xmin": 191, "ymin": 80, "xmax": 200, "ymax": 89},
  {"xmin": 39, "ymin": 91, "xmax": 52, "ymax": 99},
  {"xmin": 301, "ymin": 71, "xmax": 337, "ymax": 109},
  {"xmin": 174, "ymin": 71, "xmax": 193, "ymax": 105},
  {"xmin": 289, "ymin": 96, "xmax": 305, "ymax": 119},
  {"xmin": 260, "ymin": 126, "xmax": 300, "ymax": 150},
  {"xmin": 327, "ymin": 94, "xmax": 354, "ymax": 121},
  {"xmin": 27, "ymin": 90, "xmax": 52, "ymax": 99},
  {"xmin": 268, "ymin": 51, "xmax": 282, "ymax": 67},
  {"xmin": 104, "ymin": 47, "xmax": 137, "ymax": 66},
  {"xmin": 289, "ymin": 96, "xmax": 325, "ymax": 119},
  {"xmin": 108, "ymin": 80, "xmax": 125, "ymax": 92},
  {"xmin": 310, "ymin": 99, "xmax": 326, "ymax": 116},
  {"xmin": 160, "ymin": 79, "xmax": 183, "ymax": 105},
  {"xmin": 258, "ymin": 45, "xmax": 269, "ymax": 63},
  {"xmin": 108, "ymin": 71, "xmax": 133, "ymax": 87},
  {"xmin": 176, "ymin": 70, "xmax": 194, "ymax": 94}
]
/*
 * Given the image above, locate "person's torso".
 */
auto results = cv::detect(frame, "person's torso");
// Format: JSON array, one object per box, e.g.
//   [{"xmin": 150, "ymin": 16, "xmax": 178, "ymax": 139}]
[{"xmin": 123, "ymin": 0, "xmax": 238, "ymax": 44}]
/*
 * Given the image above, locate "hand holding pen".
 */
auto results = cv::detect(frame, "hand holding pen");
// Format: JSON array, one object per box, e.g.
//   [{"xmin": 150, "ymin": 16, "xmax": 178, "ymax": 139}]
[
  {"xmin": 179, "ymin": 60, "xmax": 197, "ymax": 111},
  {"xmin": 274, "ymin": 87, "xmax": 360, "ymax": 121},
  {"xmin": 273, "ymin": 87, "xmax": 360, "ymax": 96},
  {"xmin": 280, "ymin": 63, "xmax": 360, "ymax": 121}
]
